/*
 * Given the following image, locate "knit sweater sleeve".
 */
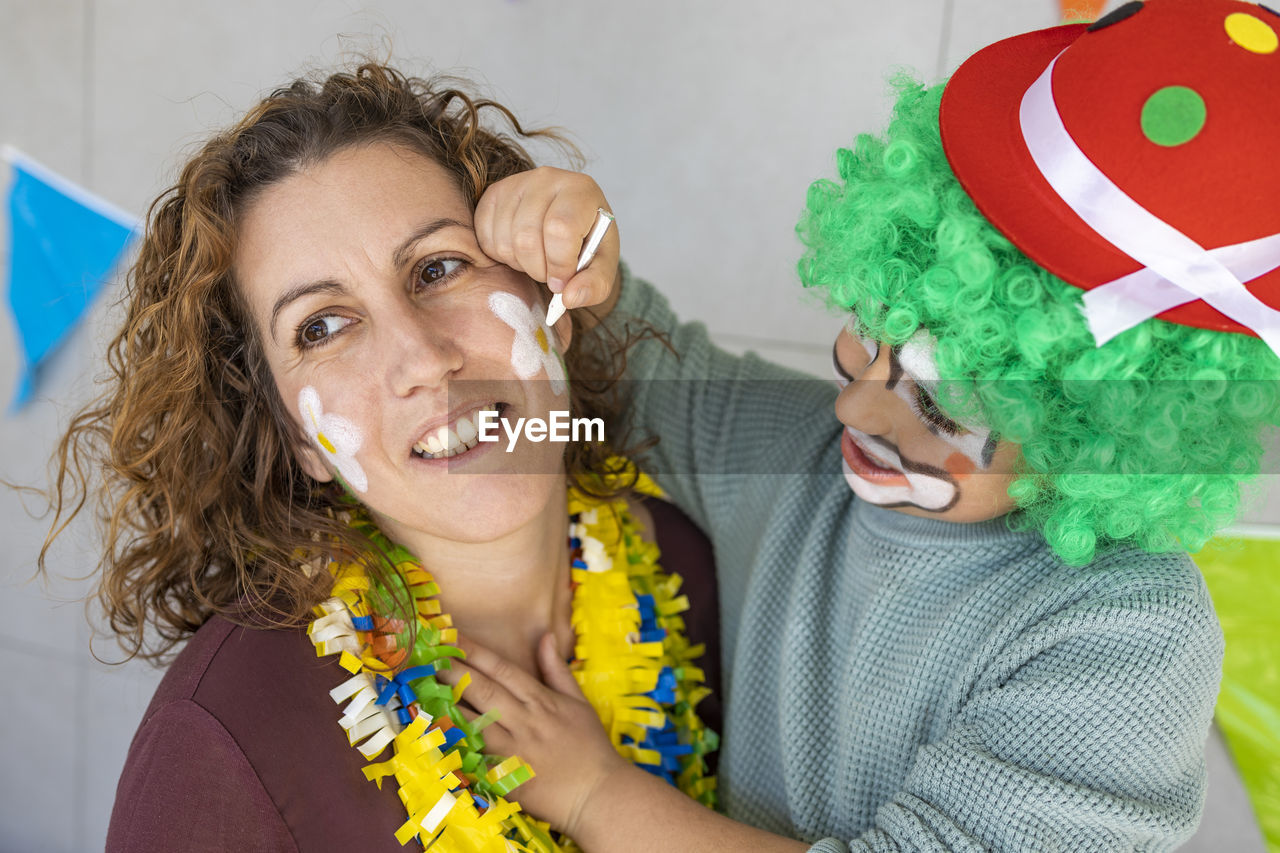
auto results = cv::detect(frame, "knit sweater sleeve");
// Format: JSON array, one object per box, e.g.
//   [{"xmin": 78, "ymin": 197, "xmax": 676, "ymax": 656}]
[
  {"xmin": 606, "ymin": 266, "xmax": 839, "ymax": 532},
  {"xmin": 816, "ymin": 563, "xmax": 1224, "ymax": 853}
]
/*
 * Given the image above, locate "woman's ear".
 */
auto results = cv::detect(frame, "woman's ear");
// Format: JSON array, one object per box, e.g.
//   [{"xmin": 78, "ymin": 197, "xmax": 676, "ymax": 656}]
[{"xmin": 295, "ymin": 439, "xmax": 335, "ymax": 484}]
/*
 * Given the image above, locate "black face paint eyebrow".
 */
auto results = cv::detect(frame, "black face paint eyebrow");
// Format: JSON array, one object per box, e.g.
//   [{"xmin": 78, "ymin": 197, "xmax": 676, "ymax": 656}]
[
  {"xmin": 886, "ymin": 345, "xmax": 905, "ymax": 391},
  {"xmin": 979, "ymin": 432, "xmax": 1000, "ymax": 469},
  {"xmin": 832, "ymin": 340, "xmax": 856, "ymax": 383}
]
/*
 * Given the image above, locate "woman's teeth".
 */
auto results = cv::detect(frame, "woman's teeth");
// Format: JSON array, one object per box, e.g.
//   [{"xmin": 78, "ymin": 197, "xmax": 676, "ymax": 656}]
[{"xmin": 413, "ymin": 406, "xmax": 497, "ymax": 460}]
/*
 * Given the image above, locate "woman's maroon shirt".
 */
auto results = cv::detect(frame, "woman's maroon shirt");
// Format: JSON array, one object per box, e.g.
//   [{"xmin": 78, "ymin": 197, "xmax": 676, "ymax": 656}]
[{"xmin": 106, "ymin": 499, "xmax": 720, "ymax": 852}]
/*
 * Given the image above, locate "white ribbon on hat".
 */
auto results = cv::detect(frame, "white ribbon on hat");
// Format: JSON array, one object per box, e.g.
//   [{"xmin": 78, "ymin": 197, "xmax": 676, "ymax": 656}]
[{"xmin": 1018, "ymin": 52, "xmax": 1280, "ymax": 356}]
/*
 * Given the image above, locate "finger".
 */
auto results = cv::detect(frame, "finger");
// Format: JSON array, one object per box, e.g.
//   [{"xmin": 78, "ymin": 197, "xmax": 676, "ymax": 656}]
[
  {"xmin": 473, "ymin": 717, "xmax": 516, "ymax": 756},
  {"xmin": 449, "ymin": 702, "xmax": 515, "ymax": 756},
  {"xmin": 543, "ymin": 194, "xmax": 605, "ymax": 294},
  {"xmin": 536, "ymin": 632, "xmax": 585, "ymax": 698},
  {"xmin": 562, "ymin": 224, "xmax": 620, "ymax": 310},
  {"xmin": 477, "ymin": 174, "xmax": 528, "ymax": 267},
  {"xmin": 433, "ymin": 660, "xmax": 462, "ymax": 688},
  {"xmin": 439, "ymin": 657, "xmax": 529, "ymax": 726},
  {"xmin": 454, "ymin": 635, "xmax": 542, "ymax": 704},
  {"xmin": 473, "ymin": 183, "xmax": 500, "ymax": 263},
  {"xmin": 510, "ymin": 186, "xmax": 554, "ymax": 284}
]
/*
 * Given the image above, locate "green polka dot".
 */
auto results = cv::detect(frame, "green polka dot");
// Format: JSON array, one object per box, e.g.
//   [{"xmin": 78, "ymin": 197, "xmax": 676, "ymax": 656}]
[{"xmin": 1140, "ymin": 86, "xmax": 1206, "ymax": 147}]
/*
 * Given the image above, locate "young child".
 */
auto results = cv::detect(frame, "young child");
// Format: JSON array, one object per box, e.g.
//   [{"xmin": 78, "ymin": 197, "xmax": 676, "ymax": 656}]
[{"xmin": 454, "ymin": 1, "xmax": 1280, "ymax": 850}]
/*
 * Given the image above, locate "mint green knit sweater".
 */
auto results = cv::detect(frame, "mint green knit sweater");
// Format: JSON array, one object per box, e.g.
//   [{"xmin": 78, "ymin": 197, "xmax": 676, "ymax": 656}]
[{"xmin": 610, "ymin": 268, "xmax": 1223, "ymax": 852}]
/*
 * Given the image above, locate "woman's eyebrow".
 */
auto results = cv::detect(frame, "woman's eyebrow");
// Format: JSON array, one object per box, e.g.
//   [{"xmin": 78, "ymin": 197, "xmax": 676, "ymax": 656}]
[
  {"xmin": 270, "ymin": 279, "xmax": 346, "ymax": 342},
  {"xmin": 391, "ymin": 217, "xmax": 470, "ymax": 270},
  {"xmin": 832, "ymin": 341, "xmax": 856, "ymax": 382},
  {"xmin": 267, "ymin": 217, "xmax": 471, "ymax": 343}
]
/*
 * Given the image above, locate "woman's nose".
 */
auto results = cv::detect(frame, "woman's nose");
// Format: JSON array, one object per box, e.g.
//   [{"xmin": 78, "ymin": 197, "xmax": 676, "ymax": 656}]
[{"xmin": 382, "ymin": 309, "xmax": 463, "ymax": 397}]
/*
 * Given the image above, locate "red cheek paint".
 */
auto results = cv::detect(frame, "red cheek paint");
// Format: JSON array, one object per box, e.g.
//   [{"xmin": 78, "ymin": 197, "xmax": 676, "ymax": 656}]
[{"xmin": 945, "ymin": 452, "xmax": 976, "ymax": 479}]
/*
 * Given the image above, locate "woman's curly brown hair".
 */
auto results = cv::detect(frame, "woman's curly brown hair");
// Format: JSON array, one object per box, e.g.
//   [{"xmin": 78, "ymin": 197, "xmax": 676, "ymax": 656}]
[{"xmin": 43, "ymin": 62, "xmax": 650, "ymax": 664}]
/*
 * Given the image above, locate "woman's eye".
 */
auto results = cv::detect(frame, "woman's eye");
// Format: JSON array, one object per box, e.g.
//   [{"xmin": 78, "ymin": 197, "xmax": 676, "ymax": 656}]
[
  {"xmin": 417, "ymin": 257, "xmax": 464, "ymax": 288},
  {"xmin": 298, "ymin": 314, "xmax": 351, "ymax": 346}
]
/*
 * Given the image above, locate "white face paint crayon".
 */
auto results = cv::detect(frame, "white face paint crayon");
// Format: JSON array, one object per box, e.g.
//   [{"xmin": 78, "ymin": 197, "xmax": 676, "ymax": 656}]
[{"xmin": 545, "ymin": 208, "xmax": 615, "ymax": 327}]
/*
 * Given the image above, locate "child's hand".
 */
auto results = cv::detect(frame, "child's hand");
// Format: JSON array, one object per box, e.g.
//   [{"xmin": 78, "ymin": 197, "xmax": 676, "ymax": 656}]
[
  {"xmin": 437, "ymin": 632, "xmax": 630, "ymax": 833},
  {"xmin": 474, "ymin": 167, "xmax": 620, "ymax": 314}
]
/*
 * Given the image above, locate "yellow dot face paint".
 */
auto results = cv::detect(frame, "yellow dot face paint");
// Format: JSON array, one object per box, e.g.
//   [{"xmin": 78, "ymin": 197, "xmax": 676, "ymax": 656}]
[
  {"xmin": 487, "ymin": 291, "xmax": 567, "ymax": 395},
  {"xmin": 297, "ymin": 385, "xmax": 369, "ymax": 492},
  {"xmin": 1225, "ymin": 12, "xmax": 1278, "ymax": 54}
]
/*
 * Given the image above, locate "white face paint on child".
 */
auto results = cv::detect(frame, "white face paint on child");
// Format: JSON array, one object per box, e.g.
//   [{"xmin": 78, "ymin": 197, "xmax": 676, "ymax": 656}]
[
  {"xmin": 891, "ymin": 330, "xmax": 999, "ymax": 470},
  {"xmin": 837, "ymin": 422, "xmax": 964, "ymax": 510},
  {"xmin": 833, "ymin": 324, "xmax": 1020, "ymax": 522}
]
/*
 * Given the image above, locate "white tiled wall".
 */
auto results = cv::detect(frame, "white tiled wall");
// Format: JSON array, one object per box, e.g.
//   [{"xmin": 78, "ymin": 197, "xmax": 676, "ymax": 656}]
[{"xmin": 0, "ymin": 1, "xmax": 1271, "ymax": 849}]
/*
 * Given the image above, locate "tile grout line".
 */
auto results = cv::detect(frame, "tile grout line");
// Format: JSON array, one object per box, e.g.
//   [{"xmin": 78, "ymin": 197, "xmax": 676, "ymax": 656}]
[{"xmin": 935, "ymin": 0, "xmax": 955, "ymax": 81}]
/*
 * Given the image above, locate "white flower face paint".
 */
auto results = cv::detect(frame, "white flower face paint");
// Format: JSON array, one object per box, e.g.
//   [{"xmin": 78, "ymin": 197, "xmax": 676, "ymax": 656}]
[
  {"xmin": 298, "ymin": 386, "xmax": 368, "ymax": 493},
  {"xmin": 487, "ymin": 292, "xmax": 566, "ymax": 396}
]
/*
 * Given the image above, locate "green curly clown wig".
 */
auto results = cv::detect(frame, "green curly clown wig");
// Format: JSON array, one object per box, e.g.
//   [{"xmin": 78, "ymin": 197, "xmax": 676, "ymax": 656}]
[{"xmin": 797, "ymin": 77, "xmax": 1280, "ymax": 566}]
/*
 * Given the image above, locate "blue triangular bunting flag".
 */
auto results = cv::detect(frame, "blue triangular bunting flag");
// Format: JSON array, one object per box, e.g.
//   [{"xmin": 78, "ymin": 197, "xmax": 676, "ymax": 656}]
[{"xmin": 3, "ymin": 146, "xmax": 140, "ymax": 408}]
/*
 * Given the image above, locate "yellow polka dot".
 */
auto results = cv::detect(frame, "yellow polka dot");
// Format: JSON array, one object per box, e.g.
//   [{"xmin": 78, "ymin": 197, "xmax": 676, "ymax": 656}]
[
  {"xmin": 535, "ymin": 327, "xmax": 549, "ymax": 353},
  {"xmin": 1225, "ymin": 12, "xmax": 1278, "ymax": 54},
  {"xmin": 317, "ymin": 433, "xmax": 337, "ymax": 454}
]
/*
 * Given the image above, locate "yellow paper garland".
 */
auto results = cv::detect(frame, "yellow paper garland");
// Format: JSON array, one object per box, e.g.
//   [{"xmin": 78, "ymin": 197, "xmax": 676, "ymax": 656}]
[{"xmin": 306, "ymin": 475, "xmax": 717, "ymax": 850}]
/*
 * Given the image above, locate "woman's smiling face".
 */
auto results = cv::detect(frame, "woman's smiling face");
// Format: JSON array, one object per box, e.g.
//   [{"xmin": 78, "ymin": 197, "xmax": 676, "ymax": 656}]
[
  {"xmin": 832, "ymin": 324, "xmax": 1021, "ymax": 522},
  {"xmin": 234, "ymin": 141, "xmax": 571, "ymax": 545}
]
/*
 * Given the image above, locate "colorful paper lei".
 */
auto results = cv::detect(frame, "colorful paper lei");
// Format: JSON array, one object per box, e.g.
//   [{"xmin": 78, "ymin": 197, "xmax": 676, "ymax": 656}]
[{"xmin": 306, "ymin": 476, "xmax": 718, "ymax": 851}]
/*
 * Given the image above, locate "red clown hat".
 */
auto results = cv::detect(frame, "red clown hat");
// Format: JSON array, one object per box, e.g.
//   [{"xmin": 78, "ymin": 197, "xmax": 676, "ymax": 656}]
[{"xmin": 940, "ymin": 0, "xmax": 1280, "ymax": 354}]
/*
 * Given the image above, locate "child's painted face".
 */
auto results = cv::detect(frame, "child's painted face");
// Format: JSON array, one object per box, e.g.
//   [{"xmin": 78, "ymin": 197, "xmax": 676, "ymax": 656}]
[
  {"xmin": 234, "ymin": 142, "xmax": 572, "ymax": 546},
  {"xmin": 832, "ymin": 324, "xmax": 1020, "ymax": 522}
]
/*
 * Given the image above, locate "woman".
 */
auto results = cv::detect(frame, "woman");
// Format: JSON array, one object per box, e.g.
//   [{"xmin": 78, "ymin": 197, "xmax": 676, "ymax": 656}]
[
  {"xmin": 44, "ymin": 63, "xmax": 718, "ymax": 851},
  {"xmin": 441, "ymin": 2, "xmax": 1280, "ymax": 850}
]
